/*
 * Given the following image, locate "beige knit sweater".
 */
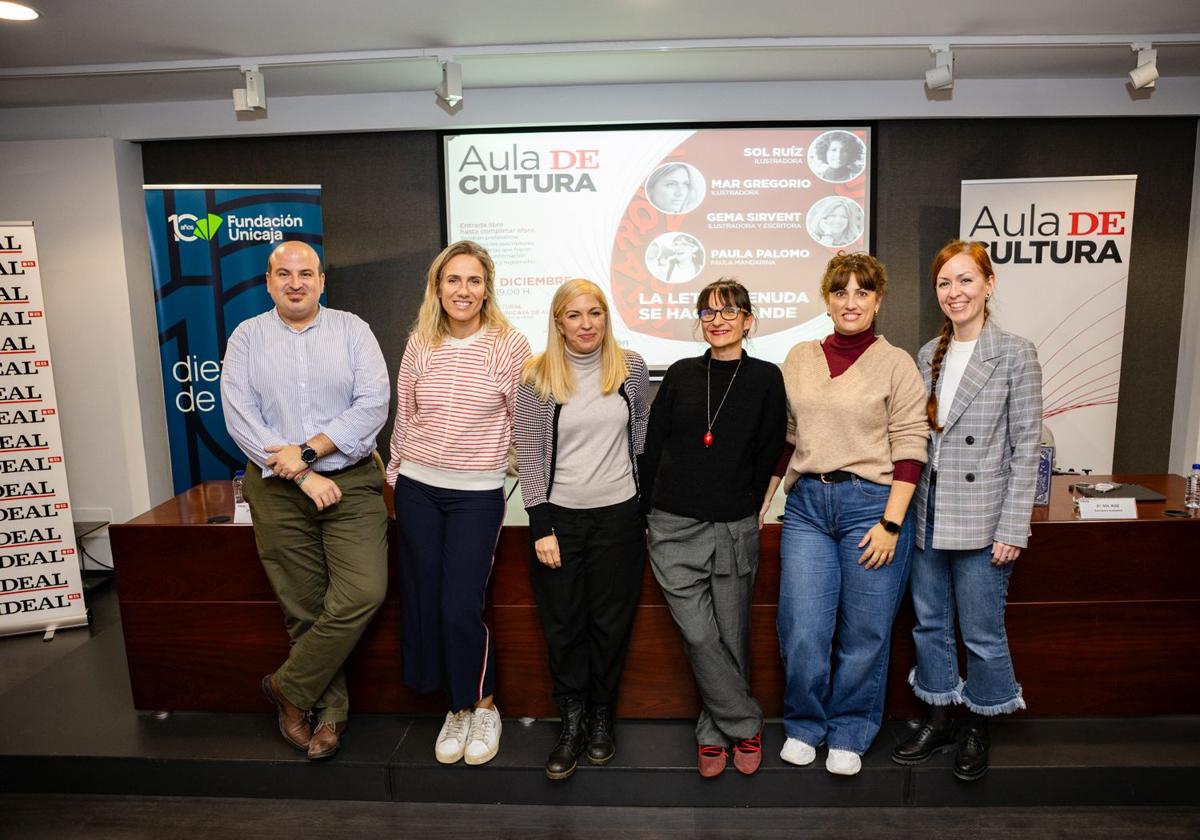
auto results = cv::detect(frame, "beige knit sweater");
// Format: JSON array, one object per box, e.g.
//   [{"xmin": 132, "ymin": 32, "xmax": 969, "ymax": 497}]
[{"xmin": 781, "ymin": 337, "xmax": 929, "ymax": 492}]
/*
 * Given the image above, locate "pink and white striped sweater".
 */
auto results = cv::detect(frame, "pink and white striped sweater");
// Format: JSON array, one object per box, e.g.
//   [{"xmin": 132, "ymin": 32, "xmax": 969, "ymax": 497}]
[{"xmin": 386, "ymin": 326, "xmax": 531, "ymax": 489}]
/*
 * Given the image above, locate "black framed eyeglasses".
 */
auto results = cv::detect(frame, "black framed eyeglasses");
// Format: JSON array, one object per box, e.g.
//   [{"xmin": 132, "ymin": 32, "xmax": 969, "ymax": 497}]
[{"xmin": 698, "ymin": 306, "xmax": 746, "ymax": 322}]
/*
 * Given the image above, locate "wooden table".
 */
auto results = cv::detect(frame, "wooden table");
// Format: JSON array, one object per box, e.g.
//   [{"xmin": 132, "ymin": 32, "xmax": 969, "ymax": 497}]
[{"xmin": 110, "ymin": 475, "xmax": 1200, "ymax": 718}]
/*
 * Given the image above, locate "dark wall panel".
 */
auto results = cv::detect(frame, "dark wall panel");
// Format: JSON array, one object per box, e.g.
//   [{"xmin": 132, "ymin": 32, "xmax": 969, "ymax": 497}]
[
  {"xmin": 875, "ymin": 117, "xmax": 1196, "ymax": 472},
  {"xmin": 141, "ymin": 118, "xmax": 1196, "ymax": 471},
  {"xmin": 140, "ymin": 132, "xmax": 443, "ymax": 455}
]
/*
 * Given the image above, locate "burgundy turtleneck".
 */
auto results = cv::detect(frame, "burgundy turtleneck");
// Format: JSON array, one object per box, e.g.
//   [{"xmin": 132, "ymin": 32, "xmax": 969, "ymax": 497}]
[
  {"xmin": 773, "ymin": 326, "xmax": 923, "ymax": 485},
  {"xmin": 822, "ymin": 324, "xmax": 878, "ymax": 378}
]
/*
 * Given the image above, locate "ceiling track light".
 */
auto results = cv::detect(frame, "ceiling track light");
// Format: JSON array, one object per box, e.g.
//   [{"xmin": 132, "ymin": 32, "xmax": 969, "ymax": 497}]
[
  {"xmin": 232, "ymin": 65, "xmax": 266, "ymax": 112},
  {"xmin": 437, "ymin": 58, "xmax": 463, "ymax": 107},
  {"xmin": 925, "ymin": 44, "xmax": 954, "ymax": 91},
  {"xmin": 1129, "ymin": 42, "xmax": 1158, "ymax": 90}
]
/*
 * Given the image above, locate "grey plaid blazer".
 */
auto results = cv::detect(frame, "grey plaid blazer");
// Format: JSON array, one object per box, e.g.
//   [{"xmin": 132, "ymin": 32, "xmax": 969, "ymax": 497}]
[{"xmin": 913, "ymin": 319, "xmax": 1043, "ymax": 550}]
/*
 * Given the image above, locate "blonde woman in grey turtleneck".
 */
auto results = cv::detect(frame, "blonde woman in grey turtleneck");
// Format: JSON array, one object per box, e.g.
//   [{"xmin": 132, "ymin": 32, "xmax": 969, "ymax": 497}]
[
  {"xmin": 514, "ymin": 280, "xmax": 650, "ymax": 782},
  {"xmin": 551, "ymin": 345, "xmax": 636, "ymax": 508}
]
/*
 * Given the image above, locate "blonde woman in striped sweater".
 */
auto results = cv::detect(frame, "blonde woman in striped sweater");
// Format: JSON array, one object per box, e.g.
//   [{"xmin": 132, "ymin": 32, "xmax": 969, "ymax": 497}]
[{"xmin": 386, "ymin": 241, "xmax": 531, "ymax": 768}]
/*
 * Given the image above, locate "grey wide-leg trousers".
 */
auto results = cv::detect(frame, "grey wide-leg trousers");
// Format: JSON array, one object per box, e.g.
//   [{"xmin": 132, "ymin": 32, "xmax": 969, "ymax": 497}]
[{"xmin": 647, "ymin": 508, "xmax": 763, "ymax": 747}]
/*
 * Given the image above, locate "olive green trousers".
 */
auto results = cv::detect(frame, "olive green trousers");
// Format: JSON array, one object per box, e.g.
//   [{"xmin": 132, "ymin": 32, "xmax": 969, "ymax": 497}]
[{"xmin": 243, "ymin": 459, "xmax": 388, "ymax": 723}]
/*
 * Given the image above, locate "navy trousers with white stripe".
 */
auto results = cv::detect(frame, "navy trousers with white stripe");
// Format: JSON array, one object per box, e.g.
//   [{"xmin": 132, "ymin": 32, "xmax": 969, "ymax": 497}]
[{"xmin": 394, "ymin": 474, "xmax": 504, "ymax": 712}]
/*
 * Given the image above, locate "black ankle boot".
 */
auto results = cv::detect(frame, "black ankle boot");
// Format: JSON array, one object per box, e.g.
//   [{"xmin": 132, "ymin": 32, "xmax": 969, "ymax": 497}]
[
  {"xmin": 545, "ymin": 699, "xmax": 586, "ymax": 780},
  {"xmin": 891, "ymin": 716, "xmax": 957, "ymax": 766},
  {"xmin": 954, "ymin": 716, "xmax": 990, "ymax": 781},
  {"xmin": 586, "ymin": 703, "xmax": 615, "ymax": 765}
]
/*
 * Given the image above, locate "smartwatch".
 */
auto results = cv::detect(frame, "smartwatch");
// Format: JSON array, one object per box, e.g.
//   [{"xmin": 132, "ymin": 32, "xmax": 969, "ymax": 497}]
[
  {"xmin": 299, "ymin": 444, "xmax": 318, "ymax": 466},
  {"xmin": 879, "ymin": 517, "xmax": 901, "ymax": 535}
]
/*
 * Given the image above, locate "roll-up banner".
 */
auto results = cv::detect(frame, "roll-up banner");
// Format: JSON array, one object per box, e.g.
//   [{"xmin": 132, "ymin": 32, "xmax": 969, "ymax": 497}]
[
  {"xmin": 143, "ymin": 186, "xmax": 324, "ymax": 494},
  {"xmin": 960, "ymin": 176, "xmax": 1137, "ymax": 473},
  {"xmin": 0, "ymin": 221, "xmax": 88, "ymax": 639}
]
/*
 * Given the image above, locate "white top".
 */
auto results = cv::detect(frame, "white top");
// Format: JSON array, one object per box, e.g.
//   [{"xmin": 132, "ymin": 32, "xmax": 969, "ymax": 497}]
[{"xmin": 932, "ymin": 338, "xmax": 977, "ymax": 471}]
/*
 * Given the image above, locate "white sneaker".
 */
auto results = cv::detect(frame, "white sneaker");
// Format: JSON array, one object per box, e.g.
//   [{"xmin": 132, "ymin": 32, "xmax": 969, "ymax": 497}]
[
  {"xmin": 780, "ymin": 737, "xmax": 817, "ymax": 767},
  {"xmin": 826, "ymin": 748, "xmax": 862, "ymax": 776},
  {"xmin": 434, "ymin": 710, "xmax": 471, "ymax": 764},
  {"xmin": 464, "ymin": 705, "xmax": 502, "ymax": 765}
]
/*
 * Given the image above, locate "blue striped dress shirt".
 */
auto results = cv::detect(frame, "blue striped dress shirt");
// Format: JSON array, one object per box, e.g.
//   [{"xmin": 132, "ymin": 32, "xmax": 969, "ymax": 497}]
[{"xmin": 221, "ymin": 306, "xmax": 390, "ymax": 476}]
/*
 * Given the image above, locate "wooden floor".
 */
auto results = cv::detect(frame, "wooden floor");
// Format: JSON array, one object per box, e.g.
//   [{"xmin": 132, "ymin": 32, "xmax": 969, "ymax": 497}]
[{"xmin": 4, "ymin": 796, "xmax": 1200, "ymax": 839}]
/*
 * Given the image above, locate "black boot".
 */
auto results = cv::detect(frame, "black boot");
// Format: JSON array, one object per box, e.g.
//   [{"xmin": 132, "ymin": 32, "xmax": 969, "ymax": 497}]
[
  {"xmin": 586, "ymin": 704, "xmax": 615, "ymax": 765},
  {"xmin": 954, "ymin": 715, "xmax": 990, "ymax": 781},
  {"xmin": 545, "ymin": 699, "xmax": 586, "ymax": 780},
  {"xmin": 891, "ymin": 705, "xmax": 957, "ymax": 766}
]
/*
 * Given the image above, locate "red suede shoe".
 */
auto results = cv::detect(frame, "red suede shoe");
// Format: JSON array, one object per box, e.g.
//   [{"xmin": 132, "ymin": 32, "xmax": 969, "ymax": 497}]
[
  {"xmin": 732, "ymin": 730, "xmax": 763, "ymax": 775},
  {"xmin": 698, "ymin": 744, "xmax": 728, "ymax": 778}
]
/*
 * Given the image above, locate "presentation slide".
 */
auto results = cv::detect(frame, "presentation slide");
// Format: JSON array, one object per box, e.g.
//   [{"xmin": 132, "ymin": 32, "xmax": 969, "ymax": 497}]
[{"xmin": 444, "ymin": 127, "xmax": 870, "ymax": 367}]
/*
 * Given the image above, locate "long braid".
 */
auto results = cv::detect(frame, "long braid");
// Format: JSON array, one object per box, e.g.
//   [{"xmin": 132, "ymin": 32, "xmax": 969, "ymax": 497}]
[{"xmin": 926, "ymin": 318, "xmax": 954, "ymax": 430}]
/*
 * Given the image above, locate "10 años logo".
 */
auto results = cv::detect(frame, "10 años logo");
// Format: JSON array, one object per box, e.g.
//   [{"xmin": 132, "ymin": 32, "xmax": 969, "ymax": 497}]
[{"xmin": 168, "ymin": 213, "xmax": 223, "ymax": 243}]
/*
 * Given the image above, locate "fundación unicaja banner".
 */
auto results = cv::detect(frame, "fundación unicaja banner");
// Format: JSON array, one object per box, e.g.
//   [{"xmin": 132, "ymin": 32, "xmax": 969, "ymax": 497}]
[
  {"xmin": 143, "ymin": 186, "xmax": 324, "ymax": 494},
  {"xmin": 960, "ymin": 175, "xmax": 1137, "ymax": 473},
  {"xmin": 0, "ymin": 221, "xmax": 89, "ymax": 639}
]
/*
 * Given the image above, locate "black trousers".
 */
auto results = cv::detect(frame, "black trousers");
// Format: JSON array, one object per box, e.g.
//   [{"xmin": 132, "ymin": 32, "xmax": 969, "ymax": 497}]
[{"xmin": 529, "ymin": 496, "xmax": 645, "ymax": 707}]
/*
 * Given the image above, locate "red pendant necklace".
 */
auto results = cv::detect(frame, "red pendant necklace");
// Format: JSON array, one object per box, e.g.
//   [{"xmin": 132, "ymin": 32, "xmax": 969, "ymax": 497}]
[{"xmin": 705, "ymin": 354, "xmax": 742, "ymax": 447}]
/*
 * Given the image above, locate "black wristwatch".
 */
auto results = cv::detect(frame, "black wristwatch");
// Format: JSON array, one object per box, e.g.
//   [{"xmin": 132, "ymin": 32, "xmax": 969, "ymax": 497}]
[
  {"xmin": 879, "ymin": 516, "xmax": 901, "ymax": 535},
  {"xmin": 299, "ymin": 444, "xmax": 318, "ymax": 466}
]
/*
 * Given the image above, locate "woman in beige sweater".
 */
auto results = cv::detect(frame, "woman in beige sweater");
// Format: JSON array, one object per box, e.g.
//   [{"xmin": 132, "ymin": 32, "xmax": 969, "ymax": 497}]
[{"xmin": 763, "ymin": 252, "xmax": 928, "ymax": 776}]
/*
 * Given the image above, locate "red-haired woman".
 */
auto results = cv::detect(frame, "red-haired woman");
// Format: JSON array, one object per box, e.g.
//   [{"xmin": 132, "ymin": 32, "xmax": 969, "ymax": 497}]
[{"xmin": 891, "ymin": 240, "xmax": 1042, "ymax": 781}]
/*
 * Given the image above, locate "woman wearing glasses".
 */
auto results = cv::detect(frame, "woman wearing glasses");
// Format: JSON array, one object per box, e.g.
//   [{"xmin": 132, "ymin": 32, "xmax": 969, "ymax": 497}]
[{"xmin": 639, "ymin": 278, "xmax": 787, "ymax": 778}]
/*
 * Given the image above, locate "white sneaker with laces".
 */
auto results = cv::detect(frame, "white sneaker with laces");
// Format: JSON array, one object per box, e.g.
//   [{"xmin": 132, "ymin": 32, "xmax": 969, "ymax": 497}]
[
  {"xmin": 826, "ymin": 748, "xmax": 862, "ymax": 776},
  {"xmin": 464, "ymin": 705, "xmax": 502, "ymax": 765},
  {"xmin": 780, "ymin": 737, "xmax": 817, "ymax": 767},
  {"xmin": 435, "ymin": 709, "xmax": 472, "ymax": 764}
]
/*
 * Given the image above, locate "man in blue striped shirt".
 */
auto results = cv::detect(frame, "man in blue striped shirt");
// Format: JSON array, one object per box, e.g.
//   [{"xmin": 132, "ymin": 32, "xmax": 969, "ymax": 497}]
[{"xmin": 221, "ymin": 240, "xmax": 390, "ymax": 760}]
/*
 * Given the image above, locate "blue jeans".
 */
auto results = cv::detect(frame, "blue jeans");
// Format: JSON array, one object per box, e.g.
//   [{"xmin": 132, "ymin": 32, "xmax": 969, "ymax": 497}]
[
  {"xmin": 909, "ymin": 481, "xmax": 1024, "ymax": 715},
  {"xmin": 777, "ymin": 475, "xmax": 914, "ymax": 755}
]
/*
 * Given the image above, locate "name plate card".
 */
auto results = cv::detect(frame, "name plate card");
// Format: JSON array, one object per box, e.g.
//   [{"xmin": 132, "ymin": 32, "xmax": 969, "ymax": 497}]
[{"xmin": 1077, "ymin": 497, "xmax": 1138, "ymax": 520}]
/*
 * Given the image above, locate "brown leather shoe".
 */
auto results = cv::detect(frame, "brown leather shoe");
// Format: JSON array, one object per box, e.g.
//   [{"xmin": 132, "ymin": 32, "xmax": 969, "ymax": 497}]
[
  {"xmin": 698, "ymin": 744, "xmax": 727, "ymax": 778},
  {"xmin": 262, "ymin": 674, "xmax": 311, "ymax": 750},
  {"xmin": 307, "ymin": 720, "xmax": 348, "ymax": 761}
]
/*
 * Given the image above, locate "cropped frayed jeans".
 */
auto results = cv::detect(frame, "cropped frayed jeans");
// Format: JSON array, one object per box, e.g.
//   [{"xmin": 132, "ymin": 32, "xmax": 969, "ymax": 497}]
[
  {"xmin": 908, "ymin": 482, "xmax": 1025, "ymax": 716},
  {"xmin": 777, "ymin": 475, "xmax": 914, "ymax": 755}
]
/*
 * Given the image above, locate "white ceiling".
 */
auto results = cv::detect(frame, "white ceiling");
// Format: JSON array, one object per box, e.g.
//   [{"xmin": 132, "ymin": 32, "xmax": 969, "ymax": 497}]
[{"xmin": 1, "ymin": 0, "xmax": 1199, "ymax": 108}]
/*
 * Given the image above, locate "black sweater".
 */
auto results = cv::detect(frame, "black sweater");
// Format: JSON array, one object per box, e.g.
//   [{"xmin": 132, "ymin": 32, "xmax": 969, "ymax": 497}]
[{"xmin": 639, "ymin": 350, "xmax": 787, "ymax": 522}]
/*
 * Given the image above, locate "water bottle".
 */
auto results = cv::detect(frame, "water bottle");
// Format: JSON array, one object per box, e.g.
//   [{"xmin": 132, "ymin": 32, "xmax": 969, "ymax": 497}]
[
  {"xmin": 1186, "ymin": 464, "xmax": 1200, "ymax": 510},
  {"xmin": 233, "ymin": 470, "xmax": 245, "ymax": 506}
]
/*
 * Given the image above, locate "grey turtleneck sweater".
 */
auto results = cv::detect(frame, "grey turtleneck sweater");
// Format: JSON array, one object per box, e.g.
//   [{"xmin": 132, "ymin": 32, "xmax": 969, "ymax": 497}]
[{"xmin": 550, "ymin": 347, "xmax": 636, "ymax": 509}]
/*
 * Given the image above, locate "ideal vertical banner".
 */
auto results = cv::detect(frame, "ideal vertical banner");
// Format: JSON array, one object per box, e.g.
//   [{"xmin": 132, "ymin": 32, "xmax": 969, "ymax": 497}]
[
  {"xmin": 0, "ymin": 221, "xmax": 88, "ymax": 638},
  {"xmin": 143, "ymin": 186, "xmax": 323, "ymax": 494},
  {"xmin": 960, "ymin": 176, "xmax": 1137, "ymax": 473}
]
